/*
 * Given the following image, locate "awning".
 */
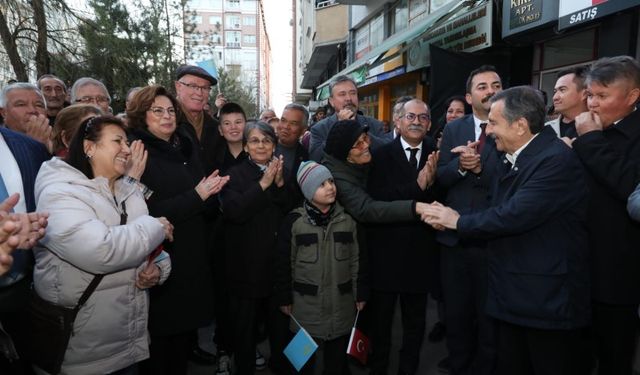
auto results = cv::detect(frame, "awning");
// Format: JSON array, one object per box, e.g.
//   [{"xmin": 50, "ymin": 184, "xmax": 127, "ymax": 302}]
[
  {"xmin": 301, "ymin": 39, "xmax": 347, "ymax": 89},
  {"xmin": 315, "ymin": 0, "xmax": 477, "ymax": 99}
]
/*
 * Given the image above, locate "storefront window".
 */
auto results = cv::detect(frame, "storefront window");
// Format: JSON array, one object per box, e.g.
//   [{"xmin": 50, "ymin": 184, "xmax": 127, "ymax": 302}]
[
  {"xmin": 541, "ymin": 29, "xmax": 595, "ymax": 70},
  {"xmin": 532, "ymin": 29, "xmax": 596, "ymax": 111},
  {"xmin": 360, "ymin": 93, "xmax": 379, "ymax": 119}
]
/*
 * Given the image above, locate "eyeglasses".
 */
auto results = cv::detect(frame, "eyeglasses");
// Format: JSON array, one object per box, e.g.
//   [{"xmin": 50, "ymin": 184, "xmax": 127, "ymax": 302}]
[
  {"xmin": 351, "ymin": 133, "xmax": 370, "ymax": 150},
  {"xmin": 148, "ymin": 107, "xmax": 176, "ymax": 117},
  {"xmin": 76, "ymin": 96, "xmax": 110, "ymax": 105},
  {"xmin": 247, "ymin": 137, "xmax": 274, "ymax": 146},
  {"xmin": 177, "ymin": 81, "xmax": 211, "ymax": 93},
  {"xmin": 403, "ymin": 113, "xmax": 430, "ymax": 122}
]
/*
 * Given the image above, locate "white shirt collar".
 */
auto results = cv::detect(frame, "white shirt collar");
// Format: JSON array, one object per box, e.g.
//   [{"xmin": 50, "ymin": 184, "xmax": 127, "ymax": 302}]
[{"xmin": 505, "ymin": 133, "xmax": 539, "ymax": 167}]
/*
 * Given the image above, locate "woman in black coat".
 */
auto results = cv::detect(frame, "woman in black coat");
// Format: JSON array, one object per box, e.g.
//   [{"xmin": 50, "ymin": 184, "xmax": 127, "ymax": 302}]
[
  {"xmin": 127, "ymin": 85, "xmax": 229, "ymax": 375},
  {"xmin": 220, "ymin": 121, "xmax": 293, "ymax": 375}
]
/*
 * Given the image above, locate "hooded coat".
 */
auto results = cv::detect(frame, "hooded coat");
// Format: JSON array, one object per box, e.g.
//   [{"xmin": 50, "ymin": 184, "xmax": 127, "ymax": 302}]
[{"xmin": 33, "ymin": 157, "xmax": 168, "ymax": 375}]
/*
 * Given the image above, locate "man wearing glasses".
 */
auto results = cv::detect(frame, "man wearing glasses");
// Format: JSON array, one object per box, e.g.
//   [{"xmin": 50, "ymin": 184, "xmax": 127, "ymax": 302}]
[
  {"xmin": 366, "ymin": 98, "xmax": 439, "ymax": 375},
  {"xmin": 435, "ymin": 65, "xmax": 503, "ymax": 375},
  {"xmin": 174, "ymin": 64, "xmax": 224, "ymax": 367},
  {"xmin": 174, "ymin": 65, "xmax": 223, "ymax": 177},
  {"xmin": 70, "ymin": 77, "xmax": 111, "ymax": 113}
]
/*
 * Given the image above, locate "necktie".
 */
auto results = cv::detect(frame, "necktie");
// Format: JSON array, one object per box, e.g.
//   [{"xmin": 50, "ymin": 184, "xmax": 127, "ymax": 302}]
[
  {"xmin": 477, "ymin": 123, "xmax": 487, "ymax": 154},
  {"xmin": 0, "ymin": 173, "xmax": 8, "ymax": 203},
  {"xmin": 406, "ymin": 147, "xmax": 419, "ymax": 169}
]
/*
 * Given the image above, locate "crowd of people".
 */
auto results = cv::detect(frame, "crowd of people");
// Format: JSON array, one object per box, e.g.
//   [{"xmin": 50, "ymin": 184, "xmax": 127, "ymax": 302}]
[{"xmin": 1, "ymin": 54, "xmax": 640, "ymax": 375}]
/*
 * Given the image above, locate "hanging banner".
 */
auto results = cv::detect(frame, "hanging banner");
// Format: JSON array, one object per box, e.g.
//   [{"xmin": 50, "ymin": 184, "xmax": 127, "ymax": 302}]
[
  {"xmin": 407, "ymin": 1, "xmax": 492, "ymax": 72},
  {"xmin": 558, "ymin": 0, "xmax": 640, "ymax": 30}
]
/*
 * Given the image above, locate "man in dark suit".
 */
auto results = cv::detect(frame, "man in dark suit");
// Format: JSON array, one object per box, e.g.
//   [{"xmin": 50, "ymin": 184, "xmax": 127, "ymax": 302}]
[
  {"xmin": 367, "ymin": 99, "xmax": 438, "ymax": 375},
  {"xmin": 571, "ymin": 55, "xmax": 640, "ymax": 375},
  {"xmin": 424, "ymin": 86, "xmax": 591, "ymax": 375},
  {"xmin": 435, "ymin": 65, "xmax": 502, "ymax": 375},
  {"xmin": 309, "ymin": 75, "xmax": 387, "ymax": 161},
  {"xmin": 0, "ymin": 126, "xmax": 50, "ymax": 373}
]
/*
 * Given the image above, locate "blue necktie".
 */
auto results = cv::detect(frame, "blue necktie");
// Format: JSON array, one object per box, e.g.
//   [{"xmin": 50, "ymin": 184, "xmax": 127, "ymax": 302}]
[
  {"xmin": 0, "ymin": 172, "xmax": 8, "ymax": 203},
  {"xmin": 0, "ymin": 172, "xmax": 27, "ymax": 286}
]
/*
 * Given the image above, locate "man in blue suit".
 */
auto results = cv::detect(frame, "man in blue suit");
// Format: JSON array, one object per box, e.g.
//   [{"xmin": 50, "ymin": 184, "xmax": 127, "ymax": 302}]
[
  {"xmin": 424, "ymin": 86, "xmax": 591, "ymax": 375},
  {"xmin": 435, "ymin": 65, "xmax": 502, "ymax": 375},
  {"xmin": 0, "ymin": 124, "xmax": 50, "ymax": 373}
]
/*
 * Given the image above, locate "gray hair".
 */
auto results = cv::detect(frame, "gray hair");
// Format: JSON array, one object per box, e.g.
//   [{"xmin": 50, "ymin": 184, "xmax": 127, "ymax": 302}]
[
  {"xmin": 0, "ymin": 82, "xmax": 46, "ymax": 109},
  {"xmin": 70, "ymin": 77, "xmax": 111, "ymax": 103},
  {"xmin": 37, "ymin": 74, "xmax": 67, "ymax": 91},
  {"xmin": 398, "ymin": 98, "xmax": 429, "ymax": 117},
  {"xmin": 329, "ymin": 75, "xmax": 357, "ymax": 97},
  {"xmin": 490, "ymin": 86, "xmax": 545, "ymax": 134},
  {"xmin": 283, "ymin": 103, "xmax": 309, "ymax": 128},
  {"xmin": 393, "ymin": 96, "xmax": 415, "ymax": 119},
  {"xmin": 586, "ymin": 55, "xmax": 640, "ymax": 89},
  {"xmin": 243, "ymin": 121, "xmax": 277, "ymax": 146}
]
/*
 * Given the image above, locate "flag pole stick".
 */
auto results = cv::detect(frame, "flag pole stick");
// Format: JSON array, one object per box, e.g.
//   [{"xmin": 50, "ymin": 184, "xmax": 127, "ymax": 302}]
[
  {"xmin": 289, "ymin": 313, "xmax": 303, "ymax": 330},
  {"xmin": 353, "ymin": 309, "xmax": 360, "ymax": 328}
]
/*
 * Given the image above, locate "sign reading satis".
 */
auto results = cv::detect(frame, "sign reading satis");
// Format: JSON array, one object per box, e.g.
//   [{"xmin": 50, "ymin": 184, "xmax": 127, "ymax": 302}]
[{"xmin": 558, "ymin": 0, "xmax": 640, "ymax": 30}]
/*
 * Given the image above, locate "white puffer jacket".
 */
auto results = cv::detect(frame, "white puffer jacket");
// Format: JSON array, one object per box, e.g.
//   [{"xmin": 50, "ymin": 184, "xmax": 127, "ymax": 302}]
[{"xmin": 33, "ymin": 158, "xmax": 169, "ymax": 375}]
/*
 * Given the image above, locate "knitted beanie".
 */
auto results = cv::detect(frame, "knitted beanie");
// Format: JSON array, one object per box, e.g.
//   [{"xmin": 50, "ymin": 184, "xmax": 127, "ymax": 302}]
[
  {"xmin": 324, "ymin": 119, "xmax": 369, "ymax": 161},
  {"xmin": 297, "ymin": 161, "xmax": 334, "ymax": 201}
]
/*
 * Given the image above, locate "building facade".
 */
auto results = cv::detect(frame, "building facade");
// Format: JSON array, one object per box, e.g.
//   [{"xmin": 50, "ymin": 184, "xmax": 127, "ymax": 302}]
[
  {"xmin": 298, "ymin": 0, "xmax": 640, "ymax": 126},
  {"xmin": 186, "ymin": 0, "xmax": 271, "ymax": 112}
]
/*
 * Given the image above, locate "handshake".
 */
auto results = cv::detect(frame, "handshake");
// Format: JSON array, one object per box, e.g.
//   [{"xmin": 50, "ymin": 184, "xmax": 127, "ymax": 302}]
[{"xmin": 415, "ymin": 201, "xmax": 460, "ymax": 231}]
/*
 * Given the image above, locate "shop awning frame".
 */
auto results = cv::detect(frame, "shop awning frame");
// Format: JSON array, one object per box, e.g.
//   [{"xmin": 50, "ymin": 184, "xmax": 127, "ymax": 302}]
[{"xmin": 315, "ymin": 0, "xmax": 479, "ymax": 97}]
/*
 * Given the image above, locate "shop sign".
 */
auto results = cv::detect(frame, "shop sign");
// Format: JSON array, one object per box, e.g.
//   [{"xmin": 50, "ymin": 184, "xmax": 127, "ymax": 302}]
[
  {"xmin": 509, "ymin": 0, "xmax": 543, "ymax": 29},
  {"xmin": 362, "ymin": 66, "xmax": 406, "ymax": 86},
  {"xmin": 502, "ymin": 0, "xmax": 558, "ymax": 38},
  {"xmin": 559, "ymin": 0, "xmax": 640, "ymax": 30},
  {"xmin": 407, "ymin": 1, "xmax": 492, "ymax": 72}
]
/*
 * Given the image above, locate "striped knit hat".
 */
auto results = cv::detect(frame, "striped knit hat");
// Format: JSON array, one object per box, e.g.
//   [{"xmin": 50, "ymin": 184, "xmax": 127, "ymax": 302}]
[{"xmin": 297, "ymin": 161, "xmax": 333, "ymax": 201}]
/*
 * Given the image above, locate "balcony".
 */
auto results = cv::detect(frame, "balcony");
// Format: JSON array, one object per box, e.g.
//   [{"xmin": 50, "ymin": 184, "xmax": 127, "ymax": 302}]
[{"xmin": 333, "ymin": 0, "xmax": 368, "ymax": 4}]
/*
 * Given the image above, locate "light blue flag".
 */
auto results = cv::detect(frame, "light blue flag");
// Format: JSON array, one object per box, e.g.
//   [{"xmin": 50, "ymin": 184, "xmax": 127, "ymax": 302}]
[
  {"xmin": 283, "ymin": 315, "xmax": 318, "ymax": 372},
  {"xmin": 196, "ymin": 59, "xmax": 219, "ymax": 82}
]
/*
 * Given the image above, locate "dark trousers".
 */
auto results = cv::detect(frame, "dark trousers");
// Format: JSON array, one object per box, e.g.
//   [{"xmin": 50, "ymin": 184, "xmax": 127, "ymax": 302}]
[
  {"xmin": 228, "ymin": 294, "xmax": 293, "ymax": 375},
  {"xmin": 592, "ymin": 301, "xmax": 639, "ymax": 375},
  {"xmin": 0, "ymin": 278, "xmax": 33, "ymax": 375},
  {"xmin": 497, "ymin": 320, "xmax": 588, "ymax": 375},
  {"xmin": 300, "ymin": 335, "xmax": 350, "ymax": 375},
  {"xmin": 441, "ymin": 245, "xmax": 496, "ymax": 375},
  {"xmin": 139, "ymin": 331, "xmax": 191, "ymax": 375},
  {"xmin": 369, "ymin": 291, "xmax": 427, "ymax": 375}
]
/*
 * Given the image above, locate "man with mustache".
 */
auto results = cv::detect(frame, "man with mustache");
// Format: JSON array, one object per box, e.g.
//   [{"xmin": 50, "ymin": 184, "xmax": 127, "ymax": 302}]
[
  {"xmin": 275, "ymin": 103, "xmax": 310, "ymax": 201},
  {"xmin": 36, "ymin": 74, "xmax": 68, "ymax": 125},
  {"xmin": 309, "ymin": 75, "xmax": 387, "ymax": 161},
  {"xmin": 435, "ymin": 65, "xmax": 502, "ymax": 375},
  {"xmin": 367, "ymin": 98, "xmax": 439, "ymax": 375},
  {"xmin": 546, "ymin": 66, "xmax": 588, "ymax": 139}
]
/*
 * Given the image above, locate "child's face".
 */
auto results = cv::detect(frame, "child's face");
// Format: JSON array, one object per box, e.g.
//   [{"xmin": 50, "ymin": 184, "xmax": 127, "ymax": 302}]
[{"xmin": 312, "ymin": 178, "xmax": 336, "ymax": 207}]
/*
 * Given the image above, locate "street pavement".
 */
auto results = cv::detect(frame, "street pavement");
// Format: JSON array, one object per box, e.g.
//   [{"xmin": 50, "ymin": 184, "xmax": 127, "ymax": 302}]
[{"xmin": 189, "ymin": 297, "xmax": 447, "ymax": 375}]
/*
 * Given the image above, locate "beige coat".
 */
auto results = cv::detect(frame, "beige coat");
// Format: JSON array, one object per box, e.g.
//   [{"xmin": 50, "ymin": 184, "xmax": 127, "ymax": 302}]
[{"xmin": 33, "ymin": 158, "xmax": 169, "ymax": 375}]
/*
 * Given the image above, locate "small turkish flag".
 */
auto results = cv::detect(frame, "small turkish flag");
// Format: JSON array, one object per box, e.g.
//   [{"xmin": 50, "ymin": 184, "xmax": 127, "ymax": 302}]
[{"xmin": 346, "ymin": 327, "xmax": 369, "ymax": 365}]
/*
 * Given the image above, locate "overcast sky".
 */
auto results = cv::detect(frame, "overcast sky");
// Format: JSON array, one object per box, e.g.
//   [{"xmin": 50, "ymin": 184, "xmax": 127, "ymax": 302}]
[{"xmin": 263, "ymin": 0, "xmax": 293, "ymax": 114}]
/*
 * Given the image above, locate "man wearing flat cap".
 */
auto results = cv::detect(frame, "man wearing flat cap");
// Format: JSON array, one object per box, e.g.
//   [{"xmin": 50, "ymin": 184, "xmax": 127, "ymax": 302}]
[
  {"xmin": 174, "ymin": 65, "xmax": 223, "ymax": 365},
  {"xmin": 175, "ymin": 64, "xmax": 223, "ymax": 176}
]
